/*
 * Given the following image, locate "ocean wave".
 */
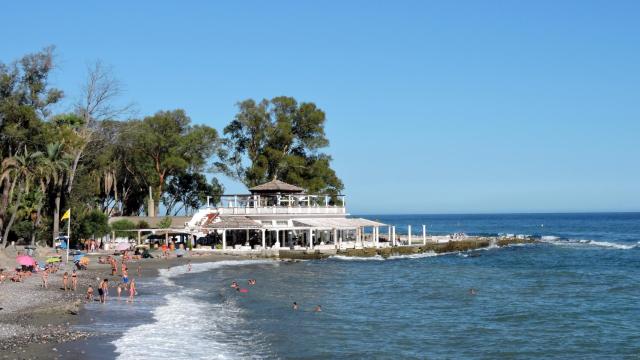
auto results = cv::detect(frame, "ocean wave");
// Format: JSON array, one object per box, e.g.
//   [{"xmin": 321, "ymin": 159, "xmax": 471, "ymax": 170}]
[
  {"xmin": 113, "ymin": 260, "xmax": 276, "ymax": 360},
  {"xmin": 540, "ymin": 237, "xmax": 637, "ymax": 250},
  {"xmin": 387, "ymin": 251, "xmax": 440, "ymax": 260},
  {"xmin": 330, "ymin": 255, "xmax": 385, "ymax": 261}
]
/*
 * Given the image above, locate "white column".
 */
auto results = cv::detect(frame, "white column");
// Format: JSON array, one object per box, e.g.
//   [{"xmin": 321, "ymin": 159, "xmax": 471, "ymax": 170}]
[
  {"xmin": 222, "ymin": 230, "xmax": 227, "ymax": 250},
  {"xmin": 261, "ymin": 229, "xmax": 266, "ymax": 249},
  {"xmin": 246, "ymin": 229, "xmax": 250, "ymax": 245},
  {"xmin": 275, "ymin": 230, "xmax": 280, "ymax": 247},
  {"xmin": 392, "ymin": 226, "xmax": 396, "ymax": 246},
  {"xmin": 333, "ymin": 228, "xmax": 338, "ymax": 249},
  {"xmin": 388, "ymin": 226, "xmax": 392, "ymax": 246},
  {"xmin": 408, "ymin": 225, "xmax": 412, "ymax": 245},
  {"xmin": 308, "ymin": 229, "xmax": 314, "ymax": 249},
  {"xmin": 422, "ymin": 225, "xmax": 427, "ymax": 245},
  {"xmin": 374, "ymin": 227, "xmax": 379, "ymax": 248}
]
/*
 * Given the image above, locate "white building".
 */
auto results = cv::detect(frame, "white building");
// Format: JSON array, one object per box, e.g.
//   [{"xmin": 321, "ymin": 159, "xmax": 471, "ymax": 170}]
[{"xmin": 187, "ymin": 179, "xmax": 388, "ymax": 251}]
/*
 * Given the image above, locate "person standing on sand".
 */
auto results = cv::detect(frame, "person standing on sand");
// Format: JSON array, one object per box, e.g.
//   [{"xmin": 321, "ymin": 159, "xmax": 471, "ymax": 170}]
[
  {"xmin": 117, "ymin": 283, "xmax": 122, "ymax": 299},
  {"xmin": 71, "ymin": 270, "xmax": 78, "ymax": 291},
  {"xmin": 127, "ymin": 279, "xmax": 136, "ymax": 302},
  {"xmin": 63, "ymin": 272, "xmax": 69, "ymax": 291}
]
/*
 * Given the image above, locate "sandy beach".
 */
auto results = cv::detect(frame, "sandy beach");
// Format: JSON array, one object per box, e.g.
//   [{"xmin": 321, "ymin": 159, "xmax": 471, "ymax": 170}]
[{"xmin": 0, "ymin": 248, "xmax": 255, "ymax": 360}]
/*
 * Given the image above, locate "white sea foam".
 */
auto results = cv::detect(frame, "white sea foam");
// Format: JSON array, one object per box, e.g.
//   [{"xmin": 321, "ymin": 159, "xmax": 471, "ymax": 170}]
[
  {"xmin": 540, "ymin": 237, "xmax": 637, "ymax": 250},
  {"xmin": 330, "ymin": 255, "xmax": 385, "ymax": 261},
  {"xmin": 113, "ymin": 260, "xmax": 276, "ymax": 360},
  {"xmin": 387, "ymin": 251, "xmax": 440, "ymax": 260}
]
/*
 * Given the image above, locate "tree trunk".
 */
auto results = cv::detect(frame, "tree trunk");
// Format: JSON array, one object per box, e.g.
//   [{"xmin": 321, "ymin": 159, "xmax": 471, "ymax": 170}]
[
  {"xmin": 0, "ymin": 177, "xmax": 11, "ymax": 246},
  {"xmin": 30, "ymin": 203, "xmax": 43, "ymax": 246},
  {"xmin": 53, "ymin": 191, "xmax": 61, "ymax": 241},
  {"xmin": 67, "ymin": 148, "xmax": 84, "ymax": 194},
  {"xmin": 2, "ymin": 188, "xmax": 23, "ymax": 246}
]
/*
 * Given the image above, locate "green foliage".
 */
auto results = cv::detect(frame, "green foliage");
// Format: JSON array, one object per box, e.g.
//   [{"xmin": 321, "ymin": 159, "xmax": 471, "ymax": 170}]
[
  {"xmin": 76, "ymin": 210, "xmax": 110, "ymax": 240},
  {"xmin": 158, "ymin": 216, "xmax": 172, "ymax": 229},
  {"xmin": 163, "ymin": 171, "xmax": 224, "ymax": 215},
  {"xmin": 110, "ymin": 219, "xmax": 136, "ymax": 238},
  {"xmin": 137, "ymin": 220, "xmax": 150, "ymax": 229},
  {"xmin": 223, "ymin": 96, "xmax": 343, "ymax": 195}
]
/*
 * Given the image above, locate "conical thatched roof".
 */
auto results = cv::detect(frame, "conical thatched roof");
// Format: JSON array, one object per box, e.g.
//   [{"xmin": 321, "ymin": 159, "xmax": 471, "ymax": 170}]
[{"xmin": 249, "ymin": 179, "xmax": 305, "ymax": 194}]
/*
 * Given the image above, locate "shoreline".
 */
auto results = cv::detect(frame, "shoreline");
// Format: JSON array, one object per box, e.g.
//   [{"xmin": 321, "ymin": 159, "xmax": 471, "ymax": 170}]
[
  {"xmin": 1, "ymin": 253, "xmax": 257, "ymax": 359},
  {"xmin": 3, "ymin": 236, "xmax": 534, "ymax": 359}
]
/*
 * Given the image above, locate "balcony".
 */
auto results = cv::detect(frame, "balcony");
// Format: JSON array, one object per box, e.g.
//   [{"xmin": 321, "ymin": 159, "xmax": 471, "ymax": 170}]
[{"xmin": 212, "ymin": 194, "xmax": 347, "ymax": 216}]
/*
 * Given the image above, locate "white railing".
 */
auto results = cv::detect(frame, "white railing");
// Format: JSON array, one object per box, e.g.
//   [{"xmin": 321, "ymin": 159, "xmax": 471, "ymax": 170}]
[{"xmin": 217, "ymin": 206, "xmax": 346, "ymax": 216}]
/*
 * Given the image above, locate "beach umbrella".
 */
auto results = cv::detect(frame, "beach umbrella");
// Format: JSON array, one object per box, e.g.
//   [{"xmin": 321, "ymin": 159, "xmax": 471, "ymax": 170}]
[
  {"xmin": 16, "ymin": 255, "xmax": 36, "ymax": 266},
  {"xmin": 46, "ymin": 257, "xmax": 61, "ymax": 264},
  {"xmin": 116, "ymin": 242, "xmax": 131, "ymax": 251}
]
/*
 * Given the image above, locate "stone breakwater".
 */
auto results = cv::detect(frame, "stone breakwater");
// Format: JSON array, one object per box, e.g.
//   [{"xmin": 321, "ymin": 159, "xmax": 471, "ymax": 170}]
[{"xmin": 278, "ymin": 236, "xmax": 537, "ymax": 260}]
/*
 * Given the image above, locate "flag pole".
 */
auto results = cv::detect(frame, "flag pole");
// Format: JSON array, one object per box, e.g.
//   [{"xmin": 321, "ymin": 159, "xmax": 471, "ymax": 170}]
[{"xmin": 66, "ymin": 214, "xmax": 70, "ymax": 264}]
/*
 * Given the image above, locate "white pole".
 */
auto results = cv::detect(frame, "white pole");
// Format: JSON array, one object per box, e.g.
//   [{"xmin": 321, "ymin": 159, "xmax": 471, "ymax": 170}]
[
  {"xmin": 261, "ymin": 230, "xmax": 266, "ymax": 249},
  {"xmin": 66, "ymin": 216, "xmax": 70, "ymax": 264},
  {"xmin": 388, "ymin": 226, "xmax": 392, "ymax": 246},
  {"xmin": 422, "ymin": 225, "xmax": 427, "ymax": 245},
  {"xmin": 222, "ymin": 230, "xmax": 227, "ymax": 250},
  {"xmin": 408, "ymin": 225, "xmax": 412, "ymax": 245}
]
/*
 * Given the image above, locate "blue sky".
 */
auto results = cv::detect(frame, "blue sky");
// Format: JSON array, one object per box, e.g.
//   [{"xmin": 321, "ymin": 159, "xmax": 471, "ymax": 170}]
[{"xmin": 2, "ymin": 1, "xmax": 639, "ymax": 214}]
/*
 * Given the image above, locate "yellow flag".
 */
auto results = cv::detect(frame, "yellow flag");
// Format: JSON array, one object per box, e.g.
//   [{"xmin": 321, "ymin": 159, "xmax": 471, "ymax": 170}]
[{"xmin": 61, "ymin": 209, "xmax": 70, "ymax": 221}]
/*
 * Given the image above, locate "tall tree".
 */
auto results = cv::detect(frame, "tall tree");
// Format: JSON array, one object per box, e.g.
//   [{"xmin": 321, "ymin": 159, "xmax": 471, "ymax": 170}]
[
  {"xmin": 223, "ymin": 96, "xmax": 343, "ymax": 194},
  {"xmin": 0, "ymin": 47, "xmax": 62, "ymax": 246},
  {"xmin": 125, "ymin": 110, "xmax": 220, "ymax": 215}
]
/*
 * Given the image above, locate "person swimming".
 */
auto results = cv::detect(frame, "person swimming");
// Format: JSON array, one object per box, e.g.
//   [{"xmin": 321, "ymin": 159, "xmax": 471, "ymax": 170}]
[
  {"xmin": 292, "ymin": 302, "xmax": 299, "ymax": 310},
  {"xmin": 231, "ymin": 281, "xmax": 238, "ymax": 288},
  {"xmin": 469, "ymin": 288, "xmax": 477, "ymax": 296},
  {"xmin": 314, "ymin": 305, "xmax": 322, "ymax": 312}
]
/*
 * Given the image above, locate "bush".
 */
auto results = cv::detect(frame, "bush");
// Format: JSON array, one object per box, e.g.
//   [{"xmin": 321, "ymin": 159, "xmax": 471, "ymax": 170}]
[{"xmin": 111, "ymin": 219, "xmax": 137, "ymax": 238}]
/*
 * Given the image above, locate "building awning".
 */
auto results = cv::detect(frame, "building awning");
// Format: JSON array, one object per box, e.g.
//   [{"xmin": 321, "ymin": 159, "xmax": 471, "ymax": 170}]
[
  {"xmin": 292, "ymin": 218, "xmax": 386, "ymax": 229},
  {"xmin": 203, "ymin": 216, "xmax": 263, "ymax": 229}
]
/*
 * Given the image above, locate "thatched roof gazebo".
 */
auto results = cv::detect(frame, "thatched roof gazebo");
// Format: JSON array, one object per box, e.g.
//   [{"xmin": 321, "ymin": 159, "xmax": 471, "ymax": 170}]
[{"xmin": 249, "ymin": 179, "xmax": 305, "ymax": 195}]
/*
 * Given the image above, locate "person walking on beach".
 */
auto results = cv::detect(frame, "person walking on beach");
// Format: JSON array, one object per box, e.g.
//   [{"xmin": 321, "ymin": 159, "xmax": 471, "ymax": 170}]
[
  {"xmin": 86, "ymin": 285, "xmax": 94, "ymax": 301},
  {"xmin": 188, "ymin": 260, "xmax": 192, "ymax": 272},
  {"xmin": 99, "ymin": 279, "xmax": 109, "ymax": 303},
  {"xmin": 71, "ymin": 270, "xmax": 78, "ymax": 291},
  {"xmin": 63, "ymin": 272, "xmax": 69, "ymax": 291},
  {"xmin": 137, "ymin": 265, "xmax": 142, "ymax": 277},
  {"xmin": 127, "ymin": 279, "xmax": 136, "ymax": 303},
  {"xmin": 41, "ymin": 269, "xmax": 48, "ymax": 288},
  {"xmin": 117, "ymin": 283, "xmax": 122, "ymax": 299}
]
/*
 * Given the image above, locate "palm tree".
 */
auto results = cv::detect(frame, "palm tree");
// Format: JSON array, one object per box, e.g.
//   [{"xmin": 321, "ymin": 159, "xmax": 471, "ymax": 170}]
[
  {"xmin": 44, "ymin": 143, "xmax": 72, "ymax": 244},
  {"xmin": 1, "ymin": 150, "xmax": 45, "ymax": 246}
]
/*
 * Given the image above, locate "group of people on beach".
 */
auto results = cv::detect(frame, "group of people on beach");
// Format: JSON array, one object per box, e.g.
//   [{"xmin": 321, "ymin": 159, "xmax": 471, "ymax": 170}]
[{"xmin": 87, "ymin": 256, "xmax": 138, "ymax": 304}]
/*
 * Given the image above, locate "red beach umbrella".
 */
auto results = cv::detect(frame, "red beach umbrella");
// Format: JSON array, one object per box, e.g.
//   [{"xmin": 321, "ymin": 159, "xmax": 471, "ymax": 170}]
[{"xmin": 16, "ymin": 255, "xmax": 36, "ymax": 267}]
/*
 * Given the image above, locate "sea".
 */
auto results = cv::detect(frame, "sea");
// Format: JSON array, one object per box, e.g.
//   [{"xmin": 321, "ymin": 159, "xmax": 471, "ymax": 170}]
[{"xmin": 68, "ymin": 213, "xmax": 640, "ymax": 359}]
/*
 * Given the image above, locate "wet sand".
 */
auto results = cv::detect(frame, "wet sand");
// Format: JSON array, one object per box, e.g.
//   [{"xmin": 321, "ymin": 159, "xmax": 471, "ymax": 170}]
[{"xmin": 1, "ymin": 251, "xmax": 254, "ymax": 360}]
